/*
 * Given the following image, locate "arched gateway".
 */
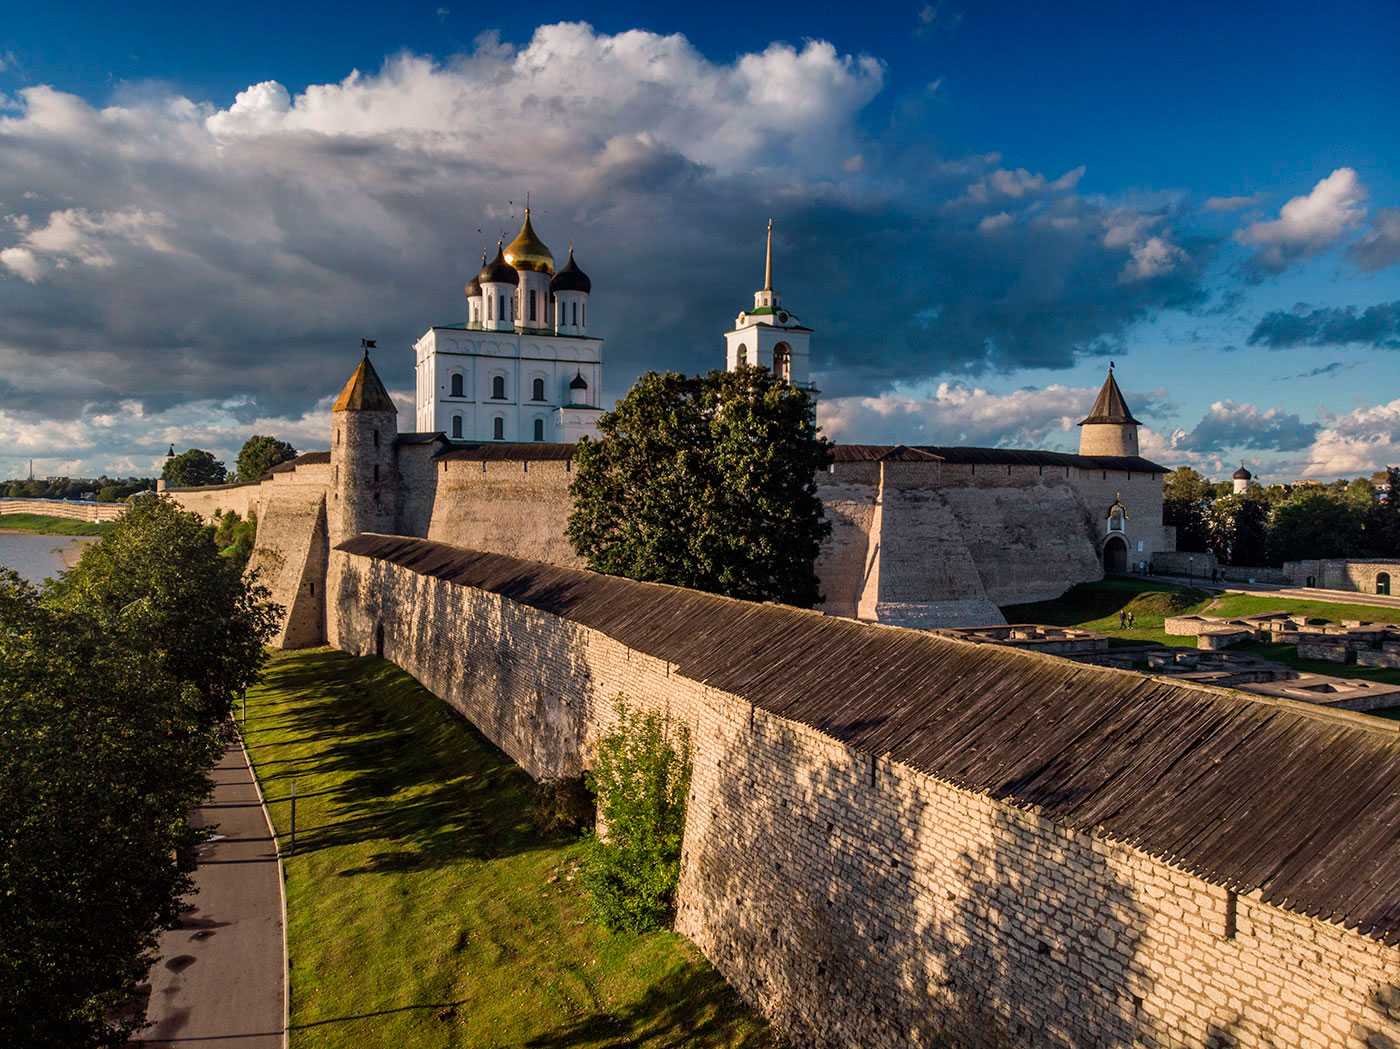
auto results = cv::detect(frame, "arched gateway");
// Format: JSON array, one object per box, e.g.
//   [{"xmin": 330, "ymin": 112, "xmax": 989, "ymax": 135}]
[{"xmin": 1103, "ymin": 535, "xmax": 1128, "ymax": 574}]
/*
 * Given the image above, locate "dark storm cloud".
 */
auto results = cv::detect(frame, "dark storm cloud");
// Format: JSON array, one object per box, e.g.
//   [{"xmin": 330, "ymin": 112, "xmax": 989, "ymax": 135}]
[
  {"xmin": 0, "ymin": 27, "xmax": 1217, "ymax": 470},
  {"xmin": 1350, "ymin": 208, "xmax": 1400, "ymax": 272},
  {"xmin": 1247, "ymin": 302, "xmax": 1400, "ymax": 350}
]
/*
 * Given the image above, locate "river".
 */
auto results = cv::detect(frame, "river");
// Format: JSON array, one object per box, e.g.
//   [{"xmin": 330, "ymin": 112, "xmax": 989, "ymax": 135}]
[{"xmin": 0, "ymin": 532, "xmax": 94, "ymax": 584}]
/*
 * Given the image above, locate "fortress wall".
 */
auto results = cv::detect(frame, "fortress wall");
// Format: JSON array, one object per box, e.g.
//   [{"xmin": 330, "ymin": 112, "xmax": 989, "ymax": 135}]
[
  {"xmin": 328, "ymin": 546, "xmax": 1400, "ymax": 1049},
  {"xmin": 1069, "ymin": 469, "xmax": 1172, "ymax": 565},
  {"xmin": 813, "ymin": 476, "xmax": 878, "ymax": 618},
  {"xmin": 939, "ymin": 482, "xmax": 1103, "ymax": 605},
  {"xmin": 248, "ymin": 491, "xmax": 327, "ymax": 648},
  {"xmin": 0, "ymin": 497, "xmax": 127, "ymax": 522},
  {"xmin": 165, "ymin": 483, "xmax": 258, "ymax": 521},
  {"xmin": 425, "ymin": 459, "xmax": 583, "ymax": 568}
]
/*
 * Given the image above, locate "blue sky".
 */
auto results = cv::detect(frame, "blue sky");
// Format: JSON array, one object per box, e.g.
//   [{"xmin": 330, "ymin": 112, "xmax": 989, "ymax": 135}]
[{"xmin": 1, "ymin": 1, "xmax": 1398, "ymax": 479}]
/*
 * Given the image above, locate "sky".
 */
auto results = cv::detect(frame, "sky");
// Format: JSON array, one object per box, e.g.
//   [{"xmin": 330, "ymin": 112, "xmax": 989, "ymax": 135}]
[{"xmin": 1, "ymin": 1, "xmax": 1399, "ymax": 482}]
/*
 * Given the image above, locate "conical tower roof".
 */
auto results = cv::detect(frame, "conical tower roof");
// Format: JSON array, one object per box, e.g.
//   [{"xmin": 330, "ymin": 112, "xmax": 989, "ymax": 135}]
[
  {"xmin": 332, "ymin": 352, "xmax": 397, "ymax": 413},
  {"xmin": 1078, "ymin": 365, "xmax": 1140, "ymax": 426}
]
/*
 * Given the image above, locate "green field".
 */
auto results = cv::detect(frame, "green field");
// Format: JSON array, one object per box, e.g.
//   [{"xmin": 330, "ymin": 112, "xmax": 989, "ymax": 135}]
[
  {"xmin": 243, "ymin": 648, "xmax": 773, "ymax": 1049},
  {"xmin": 1002, "ymin": 579, "xmax": 1400, "ymax": 691},
  {"xmin": 0, "ymin": 511, "xmax": 112, "ymax": 536}
]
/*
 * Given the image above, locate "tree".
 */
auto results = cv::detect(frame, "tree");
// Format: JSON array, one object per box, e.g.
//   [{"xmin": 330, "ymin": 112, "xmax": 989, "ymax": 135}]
[
  {"xmin": 1205, "ymin": 496, "xmax": 1269, "ymax": 566},
  {"xmin": 235, "ymin": 435, "xmax": 297, "ymax": 483},
  {"xmin": 1162, "ymin": 467, "xmax": 1213, "ymax": 553},
  {"xmin": 48, "ymin": 498, "xmax": 280, "ymax": 722},
  {"xmin": 568, "ymin": 367, "xmax": 833, "ymax": 606},
  {"xmin": 1266, "ymin": 489, "xmax": 1365, "ymax": 564},
  {"xmin": 581, "ymin": 702, "xmax": 691, "ymax": 932},
  {"xmin": 1364, "ymin": 466, "xmax": 1400, "ymax": 557},
  {"xmin": 161, "ymin": 448, "xmax": 226, "ymax": 488},
  {"xmin": 0, "ymin": 500, "xmax": 278, "ymax": 1047}
]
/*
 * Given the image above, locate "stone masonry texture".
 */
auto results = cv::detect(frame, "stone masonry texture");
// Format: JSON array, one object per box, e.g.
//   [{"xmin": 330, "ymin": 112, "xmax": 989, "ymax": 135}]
[{"xmin": 326, "ymin": 544, "xmax": 1400, "ymax": 1049}]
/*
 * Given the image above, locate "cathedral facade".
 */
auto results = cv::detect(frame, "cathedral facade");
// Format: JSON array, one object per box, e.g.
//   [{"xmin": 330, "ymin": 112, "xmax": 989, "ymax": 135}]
[{"xmin": 413, "ymin": 209, "xmax": 603, "ymax": 443}]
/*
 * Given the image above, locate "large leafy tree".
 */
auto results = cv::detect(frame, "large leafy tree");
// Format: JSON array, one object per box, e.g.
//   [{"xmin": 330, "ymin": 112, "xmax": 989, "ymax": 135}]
[
  {"xmin": 0, "ymin": 499, "xmax": 278, "ymax": 1047},
  {"xmin": 1266, "ymin": 488, "xmax": 1366, "ymax": 564},
  {"xmin": 1204, "ymin": 496, "xmax": 1269, "ymax": 566},
  {"xmin": 161, "ymin": 448, "xmax": 226, "ymax": 488},
  {"xmin": 235, "ymin": 435, "xmax": 297, "ymax": 483},
  {"xmin": 568, "ymin": 367, "xmax": 833, "ymax": 606},
  {"xmin": 1365, "ymin": 467, "xmax": 1400, "ymax": 556}
]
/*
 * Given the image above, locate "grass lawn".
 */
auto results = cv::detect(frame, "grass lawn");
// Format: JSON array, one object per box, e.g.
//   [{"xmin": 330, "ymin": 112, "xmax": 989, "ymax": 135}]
[
  {"xmin": 0, "ymin": 511, "xmax": 112, "ymax": 536},
  {"xmin": 1001, "ymin": 577, "xmax": 1212, "ymax": 647},
  {"xmin": 242, "ymin": 648, "xmax": 774, "ymax": 1049}
]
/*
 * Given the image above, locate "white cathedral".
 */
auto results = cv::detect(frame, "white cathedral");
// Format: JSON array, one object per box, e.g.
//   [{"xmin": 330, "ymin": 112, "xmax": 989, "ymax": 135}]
[
  {"xmin": 414, "ymin": 211, "xmax": 812, "ymax": 443},
  {"xmin": 413, "ymin": 208, "xmax": 604, "ymax": 443}
]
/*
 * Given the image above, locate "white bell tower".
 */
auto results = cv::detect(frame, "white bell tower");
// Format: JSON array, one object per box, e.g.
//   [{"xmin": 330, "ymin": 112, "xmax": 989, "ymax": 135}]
[{"xmin": 724, "ymin": 220, "xmax": 815, "ymax": 391}]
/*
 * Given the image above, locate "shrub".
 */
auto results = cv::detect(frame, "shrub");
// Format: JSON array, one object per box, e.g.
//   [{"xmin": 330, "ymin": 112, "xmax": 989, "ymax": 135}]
[
  {"xmin": 581, "ymin": 702, "xmax": 692, "ymax": 932},
  {"xmin": 530, "ymin": 776, "xmax": 595, "ymax": 836}
]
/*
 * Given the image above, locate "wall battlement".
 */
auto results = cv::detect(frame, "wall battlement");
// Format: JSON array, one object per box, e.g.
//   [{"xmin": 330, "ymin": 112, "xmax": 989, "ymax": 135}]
[{"xmin": 327, "ymin": 534, "xmax": 1400, "ymax": 1049}]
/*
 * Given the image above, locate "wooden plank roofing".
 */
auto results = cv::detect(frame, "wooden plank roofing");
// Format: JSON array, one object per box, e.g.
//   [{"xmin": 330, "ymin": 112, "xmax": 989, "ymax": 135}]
[
  {"xmin": 830, "ymin": 444, "xmax": 1168, "ymax": 473},
  {"xmin": 338, "ymin": 534, "xmax": 1400, "ymax": 945}
]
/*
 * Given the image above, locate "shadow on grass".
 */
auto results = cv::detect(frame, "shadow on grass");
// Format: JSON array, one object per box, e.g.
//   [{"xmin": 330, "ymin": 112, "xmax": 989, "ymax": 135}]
[
  {"xmin": 248, "ymin": 648, "xmax": 552, "ymax": 875},
  {"xmin": 523, "ymin": 966, "xmax": 774, "ymax": 1049},
  {"xmin": 1002, "ymin": 578, "xmax": 1211, "ymax": 630}
]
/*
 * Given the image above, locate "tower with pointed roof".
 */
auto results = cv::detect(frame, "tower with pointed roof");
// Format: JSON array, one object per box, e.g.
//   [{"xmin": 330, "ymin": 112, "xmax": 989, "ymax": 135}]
[
  {"xmin": 1077, "ymin": 363, "xmax": 1141, "ymax": 457},
  {"xmin": 330, "ymin": 348, "xmax": 399, "ymax": 547},
  {"xmin": 414, "ymin": 206, "xmax": 603, "ymax": 442},
  {"xmin": 724, "ymin": 220, "xmax": 815, "ymax": 391}
]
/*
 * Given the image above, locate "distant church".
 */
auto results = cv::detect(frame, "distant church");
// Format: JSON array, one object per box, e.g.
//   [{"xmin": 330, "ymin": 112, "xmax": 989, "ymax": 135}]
[{"xmin": 413, "ymin": 208, "xmax": 603, "ymax": 443}]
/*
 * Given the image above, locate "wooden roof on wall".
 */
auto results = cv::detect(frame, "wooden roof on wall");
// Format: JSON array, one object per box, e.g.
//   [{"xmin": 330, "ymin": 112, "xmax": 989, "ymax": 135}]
[
  {"xmin": 830, "ymin": 444, "xmax": 1168, "ymax": 473},
  {"xmin": 337, "ymin": 534, "xmax": 1400, "ymax": 945}
]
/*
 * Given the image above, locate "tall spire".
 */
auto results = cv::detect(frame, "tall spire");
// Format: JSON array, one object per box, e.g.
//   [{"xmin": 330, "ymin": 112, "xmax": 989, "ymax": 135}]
[{"xmin": 763, "ymin": 218, "xmax": 774, "ymax": 291}]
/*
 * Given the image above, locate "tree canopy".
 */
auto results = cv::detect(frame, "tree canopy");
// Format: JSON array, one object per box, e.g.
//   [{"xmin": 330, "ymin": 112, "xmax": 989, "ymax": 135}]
[
  {"xmin": 568, "ymin": 367, "xmax": 832, "ymax": 607},
  {"xmin": 235, "ymin": 435, "xmax": 297, "ymax": 483},
  {"xmin": 161, "ymin": 448, "xmax": 226, "ymax": 488},
  {"xmin": 0, "ymin": 499, "xmax": 278, "ymax": 1047}
]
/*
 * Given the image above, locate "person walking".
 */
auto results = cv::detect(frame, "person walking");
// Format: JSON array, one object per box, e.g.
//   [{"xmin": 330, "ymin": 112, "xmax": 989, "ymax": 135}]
[{"xmin": 1118, "ymin": 609, "xmax": 1127, "ymax": 629}]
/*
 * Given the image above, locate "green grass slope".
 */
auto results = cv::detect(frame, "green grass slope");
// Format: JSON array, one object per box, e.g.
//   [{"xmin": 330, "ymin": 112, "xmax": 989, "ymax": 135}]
[
  {"xmin": 243, "ymin": 649, "xmax": 773, "ymax": 1049},
  {"xmin": 0, "ymin": 511, "xmax": 112, "ymax": 536}
]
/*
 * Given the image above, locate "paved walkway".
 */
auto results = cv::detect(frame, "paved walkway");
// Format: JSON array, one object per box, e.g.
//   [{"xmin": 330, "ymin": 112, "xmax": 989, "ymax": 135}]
[{"xmin": 133, "ymin": 740, "xmax": 285, "ymax": 1046}]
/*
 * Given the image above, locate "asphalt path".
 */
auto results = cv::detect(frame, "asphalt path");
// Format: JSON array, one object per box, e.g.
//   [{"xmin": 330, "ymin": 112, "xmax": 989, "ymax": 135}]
[{"xmin": 132, "ymin": 740, "xmax": 286, "ymax": 1046}]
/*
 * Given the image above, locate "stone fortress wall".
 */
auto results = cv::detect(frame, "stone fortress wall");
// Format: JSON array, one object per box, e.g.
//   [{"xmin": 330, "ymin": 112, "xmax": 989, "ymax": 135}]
[
  {"xmin": 169, "ymin": 441, "xmax": 1170, "ymax": 636},
  {"xmin": 1285, "ymin": 558, "xmax": 1400, "ymax": 595},
  {"xmin": 0, "ymin": 496, "xmax": 129, "ymax": 523},
  {"xmin": 327, "ymin": 537, "xmax": 1400, "ymax": 1049}
]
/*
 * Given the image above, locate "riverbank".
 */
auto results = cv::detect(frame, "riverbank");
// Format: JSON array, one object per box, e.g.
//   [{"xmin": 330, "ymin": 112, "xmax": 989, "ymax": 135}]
[
  {"xmin": 243, "ymin": 648, "xmax": 772, "ymax": 1048},
  {"xmin": 0, "ymin": 512, "xmax": 113, "ymax": 537}
]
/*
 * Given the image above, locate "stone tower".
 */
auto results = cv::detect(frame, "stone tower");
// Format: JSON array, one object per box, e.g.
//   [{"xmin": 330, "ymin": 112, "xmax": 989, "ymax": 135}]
[
  {"xmin": 330, "ymin": 350, "xmax": 398, "ymax": 548},
  {"xmin": 724, "ymin": 219, "xmax": 815, "ymax": 390},
  {"xmin": 1078, "ymin": 363, "xmax": 1140, "ymax": 457}
]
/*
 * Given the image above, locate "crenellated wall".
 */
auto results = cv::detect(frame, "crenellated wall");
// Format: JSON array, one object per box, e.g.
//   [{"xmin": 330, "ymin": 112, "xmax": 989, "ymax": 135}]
[{"xmin": 327, "ymin": 542, "xmax": 1400, "ymax": 1049}]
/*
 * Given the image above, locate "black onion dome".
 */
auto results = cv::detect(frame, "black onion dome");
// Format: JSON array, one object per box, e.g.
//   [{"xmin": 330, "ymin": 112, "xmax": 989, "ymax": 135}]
[
  {"xmin": 465, "ymin": 252, "xmax": 485, "ymax": 297},
  {"xmin": 550, "ymin": 248, "xmax": 591, "ymax": 294},
  {"xmin": 1233, "ymin": 464, "xmax": 1252, "ymax": 480},
  {"xmin": 569, "ymin": 371, "xmax": 588, "ymax": 391},
  {"xmin": 479, "ymin": 242, "xmax": 519, "ymax": 285}
]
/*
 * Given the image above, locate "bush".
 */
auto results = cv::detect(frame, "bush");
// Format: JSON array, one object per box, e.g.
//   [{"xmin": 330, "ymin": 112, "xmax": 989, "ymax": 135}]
[
  {"xmin": 530, "ymin": 777, "xmax": 595, "ymax": 836},
  {"xmin": 581, "ymin": 702, "xmax": 692, "ymax": 932}
]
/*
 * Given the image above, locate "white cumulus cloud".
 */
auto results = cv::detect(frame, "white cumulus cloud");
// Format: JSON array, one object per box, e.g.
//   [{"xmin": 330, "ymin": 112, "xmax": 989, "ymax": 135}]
[{"xmin": 1236, "ymin": 167, "xmax": 1367, "ymax": 272}]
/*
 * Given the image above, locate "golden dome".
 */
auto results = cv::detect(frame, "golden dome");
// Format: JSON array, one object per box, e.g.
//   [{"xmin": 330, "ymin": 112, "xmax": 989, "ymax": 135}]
[{"xmin": 503, "ymin": 208, "xmax": 554, "ymax": 274}]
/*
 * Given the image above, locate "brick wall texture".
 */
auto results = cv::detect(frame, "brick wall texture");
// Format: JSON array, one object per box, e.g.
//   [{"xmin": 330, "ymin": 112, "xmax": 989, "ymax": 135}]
[{"xmin": 327, "ymin": 547, "xmax": 1400, "ymax": 1049}]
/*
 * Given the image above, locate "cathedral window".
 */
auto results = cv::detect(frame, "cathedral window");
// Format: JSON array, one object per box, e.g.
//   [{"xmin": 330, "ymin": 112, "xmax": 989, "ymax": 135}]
[
  {"xmin": 582, "ymin": 302, "xmax": 586, "ymax": 327},
  {"xmin": 572, "ymin": 301, "xmax": 578, "ymax": 326},
  {"xmin": 373, "ymin": 464, "xmax": 380, "ymax": 482},
  {"xmin": 493, "ymin": 416, "xmax": 504, "ymax": 440},
  {"xmin": 737, "ymin": 343, "xmax": 748, "ymax": 366},
  {"xmin": 499, "ymin": 294, "xmax": 506, "ymax": 321},
  {"xmin": 529, "ymin": 289, "xmax": 537, "ymax": 322},
  {"xmin": 532, "ymin": 377, "xmax": 545, "ymax": 401},
  {"xmin": 451, "ymin": 415, "xmax": 462, "ymax": 439},
  {"xmin": 450, "ymin": 373, "xmax": 464, "ymax": 398},
  {"xmin": 492, "ymin": 375, "xmax": 506, "ymax": 400},
  {"xmin": 372, "ymin": 429, "xmax": 379, "ymax": 448},
  {"xmin": 534, "ymin": 418, "xmax": 545, "ymax": 441},
  {"xmin": 487, "ymin": 296, "xmax": 493, "ymax": 321}
]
